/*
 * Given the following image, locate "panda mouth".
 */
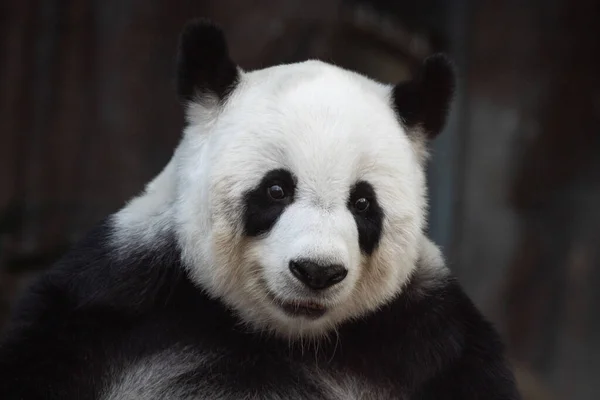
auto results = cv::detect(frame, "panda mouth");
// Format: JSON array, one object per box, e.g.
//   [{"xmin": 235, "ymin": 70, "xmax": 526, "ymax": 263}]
[
  {"xmin": 280, "ymin": 300, "xmax": 327, "ymax": 319},
  {"xmin": 268, "ymin": 294, "xmax": 327, "ymax": 319}
]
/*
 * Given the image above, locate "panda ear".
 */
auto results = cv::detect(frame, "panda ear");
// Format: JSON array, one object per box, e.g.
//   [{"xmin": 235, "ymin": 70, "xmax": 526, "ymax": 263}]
[
  {"xmin": 176, "ymin": 19, "xmax": 239, "ymax": 104},
  {"xmin": 392, "ymin": 54, "xmax": 455, "ymax": 140}
]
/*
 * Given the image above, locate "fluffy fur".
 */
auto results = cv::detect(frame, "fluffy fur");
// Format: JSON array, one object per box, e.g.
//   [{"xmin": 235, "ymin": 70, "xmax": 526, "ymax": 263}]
[
  {"xmin": 0, "ymin": 19, "xmax": 520, "ymax": 399},
  {"xmin": 175, "ymin": 58, "xmax": 429, "ymax": 337}
]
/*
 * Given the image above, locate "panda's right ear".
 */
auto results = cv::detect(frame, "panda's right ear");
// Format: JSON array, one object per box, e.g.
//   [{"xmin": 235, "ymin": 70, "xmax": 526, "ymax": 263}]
[{"xmin": 176, "ymin": 19, "xmax": 239, "ymax": 105}]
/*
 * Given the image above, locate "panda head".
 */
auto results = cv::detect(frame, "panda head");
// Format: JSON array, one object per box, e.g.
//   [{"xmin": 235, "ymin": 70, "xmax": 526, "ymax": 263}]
[{"xmin": 172, "ymin": 19, "xmax": 455, "ymax": 338}]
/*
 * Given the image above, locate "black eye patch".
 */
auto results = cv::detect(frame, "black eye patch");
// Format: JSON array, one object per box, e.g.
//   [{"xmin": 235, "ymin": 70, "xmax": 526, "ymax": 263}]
[
  {"xmin": 347, "ymin": 181, "xmax": 384, "ymax": 255},
  {"xmin": 242, "ymin": 169, "xmax": 296, "ymax": 237}
]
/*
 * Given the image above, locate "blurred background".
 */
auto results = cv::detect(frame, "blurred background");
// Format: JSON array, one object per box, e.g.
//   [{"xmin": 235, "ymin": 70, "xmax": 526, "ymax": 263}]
[{"xmin": 1, "ymin": 0, "xmax": 599, "ymax": 398}]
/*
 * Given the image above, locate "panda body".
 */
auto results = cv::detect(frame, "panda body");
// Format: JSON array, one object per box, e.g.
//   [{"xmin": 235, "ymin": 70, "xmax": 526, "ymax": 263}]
[{"xmin": 0, "ymin": 20, "xmax": 520, "ymax": 400}]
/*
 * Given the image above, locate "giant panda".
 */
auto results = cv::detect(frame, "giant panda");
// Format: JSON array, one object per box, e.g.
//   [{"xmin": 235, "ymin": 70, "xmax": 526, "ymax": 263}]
[{"xmin": 0, "ymin": 19, "xmax": 520, "ymax": 400}]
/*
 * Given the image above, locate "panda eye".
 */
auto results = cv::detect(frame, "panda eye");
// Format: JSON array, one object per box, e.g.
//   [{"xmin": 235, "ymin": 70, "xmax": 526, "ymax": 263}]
[
  {"xmin": 354, "ymin": 198, "xmax": 370, "ymax": 212},
  {"xmin": 267, "ymin": 184, "xmax": 286, "ymax": 200}
]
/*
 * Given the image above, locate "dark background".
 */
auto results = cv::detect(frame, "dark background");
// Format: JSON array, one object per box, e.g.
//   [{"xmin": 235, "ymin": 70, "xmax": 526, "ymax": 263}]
[{"xmin": 1, "ymin": 1, "xmax": 599, "ymax": 399}]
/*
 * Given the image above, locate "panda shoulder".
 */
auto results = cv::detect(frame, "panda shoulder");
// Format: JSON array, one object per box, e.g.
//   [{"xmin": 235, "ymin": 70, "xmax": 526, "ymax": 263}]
[
  {"xmin": 402, "ymin": 238, "xmax": 511, "ymax": 376},
  {"xmin": 7, "ymin": 218, "xmax": 185, "ymax": 324}
]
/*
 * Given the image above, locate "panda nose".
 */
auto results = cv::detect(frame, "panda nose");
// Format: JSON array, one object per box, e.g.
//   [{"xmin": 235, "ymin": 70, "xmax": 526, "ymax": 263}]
[{"xmin": 289, "ymin": 260, "xmax": 348, "ymax": 290}]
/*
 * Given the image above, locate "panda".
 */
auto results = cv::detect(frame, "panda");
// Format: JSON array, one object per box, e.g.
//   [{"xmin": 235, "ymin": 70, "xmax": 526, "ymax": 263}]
[{"xmin": 0, "ymin": 19, "xmax": 520, "ymax": 400}]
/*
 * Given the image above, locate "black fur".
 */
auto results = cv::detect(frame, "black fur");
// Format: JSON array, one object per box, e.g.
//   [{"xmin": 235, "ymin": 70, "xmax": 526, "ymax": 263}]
[
  {"xmin": 348, "ymin": 181, "xmax": 384, "ymax": 254},
  {"xmin": 393, "ymin": 54, "xmax": 456, "ymax": 139},
  {"xmin": 0, "ymin": 220, "xmax": 520, "ymax": 399},
  {"xmin": 242, "ymin": 168, "xmax": 296, "ymax": 237},
  {"xmin": 176, "ymin": 19, "xmax": 239, "ymax": 103}
]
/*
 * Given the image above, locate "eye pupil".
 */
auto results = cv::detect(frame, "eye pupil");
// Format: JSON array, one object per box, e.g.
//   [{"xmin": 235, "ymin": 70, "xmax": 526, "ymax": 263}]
[
  {"xmin": 354, "ymin": 198, "xmax": 370, "ymax": 212},
  {"xmin": 268, "ymin": 184, "xmax": 285, "ymax": 200}
]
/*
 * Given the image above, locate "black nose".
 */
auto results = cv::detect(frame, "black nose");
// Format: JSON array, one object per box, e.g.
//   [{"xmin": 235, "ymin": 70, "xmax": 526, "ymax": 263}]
[{"xmin": 289, "ymin": 260, "xmax": 348, "ymax": 290}]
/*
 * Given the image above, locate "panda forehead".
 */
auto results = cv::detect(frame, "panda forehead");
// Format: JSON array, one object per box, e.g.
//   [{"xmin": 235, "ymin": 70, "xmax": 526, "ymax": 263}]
[
  {"xmin": 213, "ymin": 106, "xmax": 406, "ymax": 192},
  {"xmin": 213, "ymin": 61, "xmax": 410, "ymax": 166},
  {"xmin": 245, "ymin": 60, "xmax": 390, "ymax": 95},
  {"xmin": 239, "ymin": 61, "xmax": 394, "ymax": 117},
  {"xmin": 206, "ymin": 61, "xmax": 418, "ymax": 198}
]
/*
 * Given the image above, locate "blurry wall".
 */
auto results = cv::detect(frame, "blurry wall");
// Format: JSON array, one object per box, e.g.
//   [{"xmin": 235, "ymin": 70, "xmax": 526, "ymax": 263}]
[
  {"xmin": 1, "ymin": 1, "xmax": 599, "ymax": 399},
  {"xmin": 452, "ymin": 2, "xmax": 600, "ymax": 400}
]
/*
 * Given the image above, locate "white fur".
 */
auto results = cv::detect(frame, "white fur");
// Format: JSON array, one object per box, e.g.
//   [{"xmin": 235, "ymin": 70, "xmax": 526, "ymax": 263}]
[
  {"xmin": 114, "ymin": 60, "xmax": 432, "ymax": 338},
  {"xmin": 102, "ymin": 347, "xmax": 213, "ymax": 400},
  {"xmin": 103, "ymin": 348, "xmax": 399, "ymax": 400}
]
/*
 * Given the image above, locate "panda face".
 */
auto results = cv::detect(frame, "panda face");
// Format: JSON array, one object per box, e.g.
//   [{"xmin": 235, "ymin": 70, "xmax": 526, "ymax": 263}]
[
  {"xmin": 172, "ymin": 20, "xmax": 454, "ymax": 337},
  {"xmin": 177, "ymin": 62, "xmax": 425, "ymax": 337}
]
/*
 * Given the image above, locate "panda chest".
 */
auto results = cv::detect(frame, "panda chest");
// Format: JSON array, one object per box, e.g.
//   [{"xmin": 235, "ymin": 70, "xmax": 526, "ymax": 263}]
[
  {"xmin": 106, "ymin": 350, "xmax": 403, "ymax": 400},
  {"xmin": 307, "ymin": 368, "xmax": 402, "ymax": 400}
]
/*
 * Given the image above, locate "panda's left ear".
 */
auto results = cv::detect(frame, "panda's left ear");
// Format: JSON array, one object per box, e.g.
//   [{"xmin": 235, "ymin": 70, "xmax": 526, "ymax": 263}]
[
  {"xmin": 176, "ymin": 19, "xmax": 239, "ymax": 104},
  {"xmin": 392, "ymin": 54, "xmax": 455, "ymax": 140}
]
